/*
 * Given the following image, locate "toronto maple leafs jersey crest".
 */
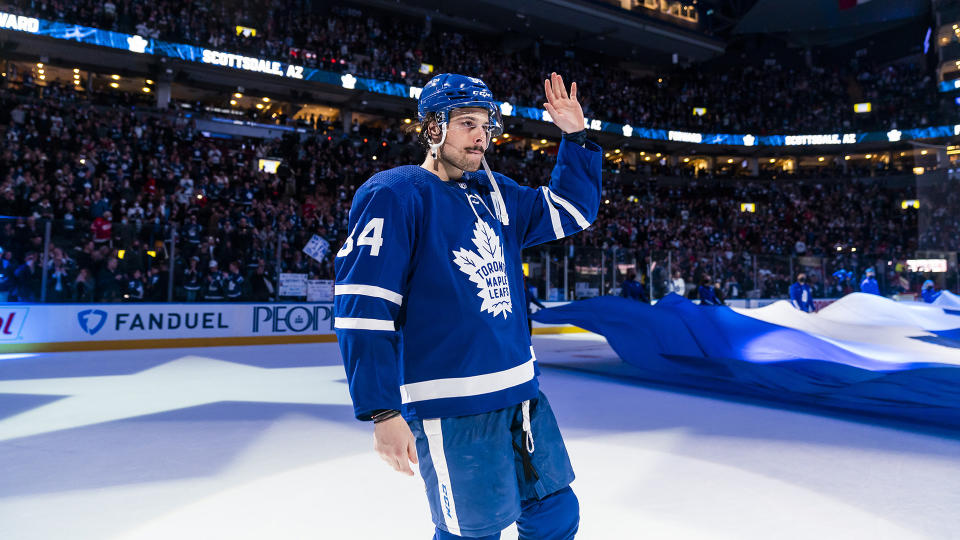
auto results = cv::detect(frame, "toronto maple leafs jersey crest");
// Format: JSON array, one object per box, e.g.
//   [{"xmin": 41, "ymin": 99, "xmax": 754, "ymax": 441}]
[
  {"xmin": 334, "ymin": 139, "xmax": 602, "ymax": 421},
  {"xmin": 452, "ymin": 216, "xmax": 512, "ymax": 318}
]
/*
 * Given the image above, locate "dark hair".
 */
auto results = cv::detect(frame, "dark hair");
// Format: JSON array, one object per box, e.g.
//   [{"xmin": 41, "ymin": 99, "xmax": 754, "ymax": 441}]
[{"xmin": 406, "ymin": 112, "xmax": 439, "ymax": 150}]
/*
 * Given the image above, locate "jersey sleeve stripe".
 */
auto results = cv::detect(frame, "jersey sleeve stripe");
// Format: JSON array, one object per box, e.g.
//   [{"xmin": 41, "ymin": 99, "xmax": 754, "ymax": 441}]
[
  {"xmin": 399, "ymin": 358, "xmax": 535, "ymax": 404},
  {"xmin": 335, "ymin": 284, "xmax": 403, "ymax": 305},
  {"xmin": 540, "ymin": 187, "xmax": 565, "ymax": 240},
  {"xmin": 334, "ymin": 317, "xmax": 396, "ymax": 331},
  {"xmin": 544, "ymin": 187, "xmax": 592, "ymax": 230}
]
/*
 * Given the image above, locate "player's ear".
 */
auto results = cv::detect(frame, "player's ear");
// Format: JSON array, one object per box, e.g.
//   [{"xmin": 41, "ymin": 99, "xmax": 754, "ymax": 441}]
[{"xmin": 427, "ymin": 120, "xmax": 442, "ymax": 142}]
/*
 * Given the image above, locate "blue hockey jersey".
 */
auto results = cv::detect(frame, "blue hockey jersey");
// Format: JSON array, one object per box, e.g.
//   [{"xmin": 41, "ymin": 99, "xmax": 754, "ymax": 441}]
[{"xmin": 335, "ymin": 139, "xmax": 601, "ymax": 421}]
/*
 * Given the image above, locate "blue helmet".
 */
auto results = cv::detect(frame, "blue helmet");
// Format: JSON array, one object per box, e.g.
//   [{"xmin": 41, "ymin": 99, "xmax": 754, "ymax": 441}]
[
  {"xmin": 417, "ymin": 73, "xmax": 503, "ymax": 135},
  {"xmin": 923, "ymin": 279, "xmax": 935, "ymax": 289}
]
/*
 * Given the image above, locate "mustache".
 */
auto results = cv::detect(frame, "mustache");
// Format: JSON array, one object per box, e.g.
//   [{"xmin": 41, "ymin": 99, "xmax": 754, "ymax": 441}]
[{"xmin": 466, "ymin": 147, "xmax": 485, "ymax": 152}]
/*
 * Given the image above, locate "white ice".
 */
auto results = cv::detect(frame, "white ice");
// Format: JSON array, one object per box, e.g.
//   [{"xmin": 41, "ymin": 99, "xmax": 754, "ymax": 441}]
[{"xmin": 1, "ymin": 339, "xmax": 959, "ymax": 540}]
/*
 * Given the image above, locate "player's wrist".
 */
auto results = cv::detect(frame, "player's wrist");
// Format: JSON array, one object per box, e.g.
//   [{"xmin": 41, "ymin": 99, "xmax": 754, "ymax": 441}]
[
  {"xmin": 562, "ymin": 129, "xmax": 587, "ymax": 146},
  {"xmin": 371, "ymin": 409, "xmax": 402, "ymax": 424}
]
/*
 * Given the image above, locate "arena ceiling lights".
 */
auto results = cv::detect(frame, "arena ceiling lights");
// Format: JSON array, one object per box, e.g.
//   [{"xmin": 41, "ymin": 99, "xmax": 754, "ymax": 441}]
[{"xmin": 6, "ymin": 11, "xmax": 960, "ymax": 148}]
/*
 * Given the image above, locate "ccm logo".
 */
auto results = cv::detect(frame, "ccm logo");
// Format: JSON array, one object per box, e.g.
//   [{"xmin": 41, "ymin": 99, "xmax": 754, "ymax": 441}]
[{"xmin": 441, "ymin": 484, "xmax": 453, "ymax": 518}]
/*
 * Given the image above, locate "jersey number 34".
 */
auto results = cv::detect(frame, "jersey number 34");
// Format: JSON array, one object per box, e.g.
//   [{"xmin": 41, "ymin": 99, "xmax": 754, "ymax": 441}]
[{"xmin": 336, "ymin": 218, "xmax": 384, "ymax": 257}]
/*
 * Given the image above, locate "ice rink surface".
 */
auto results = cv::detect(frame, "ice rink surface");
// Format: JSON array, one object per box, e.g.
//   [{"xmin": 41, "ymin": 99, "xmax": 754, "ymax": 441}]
[{"xmin": 2, "ymin": 336, "xmax": 959, "ymax": 540}]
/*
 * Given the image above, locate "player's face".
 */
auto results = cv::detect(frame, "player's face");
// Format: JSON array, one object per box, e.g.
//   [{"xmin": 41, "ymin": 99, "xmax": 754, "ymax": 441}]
[{"xmin": 441, "ymin": 108, "xmax": 492, "ymax": 173}]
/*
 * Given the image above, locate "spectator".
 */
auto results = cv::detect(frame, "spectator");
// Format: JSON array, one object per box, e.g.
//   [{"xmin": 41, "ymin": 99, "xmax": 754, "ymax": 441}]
[
  {"xmin": 667, "ymin": 269, "xmax": 686, "ymax": 297},
  {"xmin": 789, "ymin": 273, "xmax": 814, "ymax": 312},
  {"xmin": 204, "ymin": 260, "xmax": 224, "ymax": 301},
  {"xmin": 698, "ymin": 275, "xmax": 721, "ymax": 305},
  {"xmin": 860, "ymin": 267, "xmax": 881, "ymax": 296},
  {"xmin": 620, "ymin": 269, "xmax": 648, "ymax": 302}
]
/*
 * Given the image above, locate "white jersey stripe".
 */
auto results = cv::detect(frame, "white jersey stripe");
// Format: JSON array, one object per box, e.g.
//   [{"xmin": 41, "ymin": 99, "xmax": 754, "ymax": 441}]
[
  {"xmin": 334, "ymin": 317, "xmax": 395, "ymax": 331},
  {"xmin": 335, "ymin": 284, "xmax": 403, "ymax": 305},
  {"xmin": 544, "ymin": 187, "xmax": 592, "ymax": 230},
  {"xmin": 540, "ymin": 187, "xmax": 565, "ymax": 240},
  {"xmin": 399, "ymin": 358, "xmax": 535, "ymax": 404},
  {"xmin": 423, "ymin": 419, "xmax": 461, "ymax": 536}
]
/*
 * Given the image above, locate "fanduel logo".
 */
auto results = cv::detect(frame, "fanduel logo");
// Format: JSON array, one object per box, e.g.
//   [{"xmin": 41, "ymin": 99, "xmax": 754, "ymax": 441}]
[{"xmin": 77, "ymin": 309, "xmax": 108, "ymax": 336}]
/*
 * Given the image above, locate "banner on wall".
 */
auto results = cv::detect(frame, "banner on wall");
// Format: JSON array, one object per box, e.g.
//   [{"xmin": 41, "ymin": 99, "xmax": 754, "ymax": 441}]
[{"xmin": 0, "ymin": 303, "xmax": 336, "ymax": 350}]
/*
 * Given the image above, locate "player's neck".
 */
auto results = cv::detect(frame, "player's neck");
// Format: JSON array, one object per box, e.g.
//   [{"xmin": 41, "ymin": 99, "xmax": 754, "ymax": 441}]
[{"xmin": 420, "ymin": 154, "xmax": 463, "ymax": 182}]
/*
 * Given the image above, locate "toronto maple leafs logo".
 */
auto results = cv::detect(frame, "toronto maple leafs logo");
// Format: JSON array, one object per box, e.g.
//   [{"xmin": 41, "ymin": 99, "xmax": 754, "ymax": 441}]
[{"xmin": 452, "ymin": 219, "xmax": 512, "ymax": 318}]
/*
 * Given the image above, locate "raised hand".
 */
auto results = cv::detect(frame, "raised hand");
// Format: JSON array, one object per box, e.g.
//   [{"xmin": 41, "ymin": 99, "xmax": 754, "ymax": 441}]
[{"xmin": 543, "ymin": 72, "xmax": 584, "ymax": 134}]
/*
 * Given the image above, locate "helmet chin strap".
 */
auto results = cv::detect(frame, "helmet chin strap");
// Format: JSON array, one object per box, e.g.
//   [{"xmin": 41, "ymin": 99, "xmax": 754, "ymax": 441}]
[{"xmin": 481, "ymin": 155, "xmax": 509, "ymax": 226}]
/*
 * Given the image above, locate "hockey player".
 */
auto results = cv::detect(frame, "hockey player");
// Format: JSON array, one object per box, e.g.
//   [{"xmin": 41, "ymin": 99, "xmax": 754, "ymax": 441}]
[{"xmin": 334, "ymin": 72, "xmax": 601, "ymax": 539}]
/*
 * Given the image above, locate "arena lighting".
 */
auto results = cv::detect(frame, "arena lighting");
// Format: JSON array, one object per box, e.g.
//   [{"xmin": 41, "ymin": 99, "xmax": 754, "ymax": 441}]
[
  {"xmin": 262, "ymin": 97, "xmax": 269, "ymax": 102},
  {"xmin": 913, "ymin": 167, "xmax": 925, "ymax": 175},
  {"xmin": 851, "ymin": 247, "xmax": 857, "ymax": 252},
  {"xmin": 37, "ymin": 68, "xmax": 44, "ymax": 74},
  {"xmin": 921, "ymin": 150, "xmax": 928, "ymax": 155},
  {"xmin": 502, "ymin": 134, "xmax": 510, "ymax": 139},
  {"xmin": 865, "ymin": 154, "xmax": 873, "ymax": 159},
  {"xmin": 605, "ymin": 152, "xmax": 611, "ymax": 157},
  {"xmin": 740, "ymin": 203, "xmax": 756, "ymax": 213},
  {"xmin": 836, "ymin": 246, "xmax": 843, "ymax": 252},
  {"xmin": 726, "ymin": 158, "xmax": 733, "ymax": 163},
  {"xmin": 907, "ymin": 259, "xmax": 948, "ymax": 272},
  {"xmin": 692, "ymin": 107, "xmax": 707, "ymax": 116},
  {"xmin": 845, "ymin": 155, "xmax": 851, "ymax": 160},
  {"xmin": 73, "ymin": 68, "xmax": 79, "ymax": 73},
  {"xmin": 109, "ymin": 82, "xmax": 118, "ymax": 88},
  {"xmin": 111, "ymin": 74, "xmax": 119, "ymax": 80},
  {"xmin": 146, "ymin": 79, "xmax": 153, "ymax": 84},
  {"xmin": 8, "ymin": 15, "xmax": 960, "ymax": 148},
  {"xmin": 142, "ymin": 86, "xmax": 151, "ymax": 93},
  {"xmin": 854, "ymin": 102, "xmax": 872, "ymax": 113},
  {"xmin": 655, "ymin": 153, "xmax": 661, "ymax": 157},
  {"xmin": 234, "ymin": 92, "xmax": 242, "ymax": 98},
  {"xmin": 818, "ymin": 157, "xmax": 825, "ymax": 162},
  {"xmin": 403, "ymin": 118, "xmax": 411, "ymax": 124},
  {"xmin": 372, "ymin": 156, "xmax": 377, "ymax": 161},
  {"xmin": 769, "ymin": 158, "xmax": 775, "ymax": 163},
  {"xmin": 683, "ymin": 157, "xmax": 690, "ymax": 162},
  {"xmin": 540, "ymin": 139, "xmax": 547, "ymax": 144},
  {"xmin": 229, "ymin": 99, "xmax": 237, "ymax": 106},
  {"xmin": 604, "ymin": 200, "xmax": 610, "ymax": 204},
  {"xmin": 255, "ymin": 103, "xmax": 264, "ymax": 109},
  {"xmin": 615, "ymin": 149, "xmax": 621, "ymax": 154},
  {"xmin": 36, "ymin": 62, "xmax": 42, "ymax": 67},
  {"xmin": 901, "ymin": 199, "xmax": 920, "ymax": 209}
]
